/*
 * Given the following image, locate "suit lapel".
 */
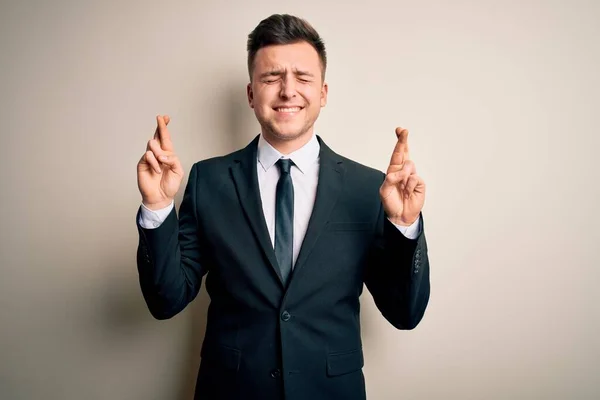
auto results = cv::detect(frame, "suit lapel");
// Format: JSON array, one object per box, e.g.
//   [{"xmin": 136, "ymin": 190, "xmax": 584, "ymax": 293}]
[
  {"xmin": 230, "ymin": 136, "xmax": 285, "ymax": 287},
  {"xmin": 290, "ymin": 137, "xmax": 345, "ymax": 286}
]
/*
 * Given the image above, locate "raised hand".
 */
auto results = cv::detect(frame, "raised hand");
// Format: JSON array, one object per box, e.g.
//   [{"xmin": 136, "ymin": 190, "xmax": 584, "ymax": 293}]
[
  {"xmin": 137, "ymin": 115, "xmax": 184, "ymax": 210},
  {"xmin": 379, "ymin": 127, "xmax": 426, "ymax": 226}
]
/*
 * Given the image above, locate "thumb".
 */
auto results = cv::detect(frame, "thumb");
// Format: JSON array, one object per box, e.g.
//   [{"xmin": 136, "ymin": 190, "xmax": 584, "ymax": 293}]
[
  {"xmin": 158, "ymin": 155, "xmax": 183, "ymax": 174},
  {"xmin": 380, "ymin": 171, "xmax": 401, "ymax": 194}
]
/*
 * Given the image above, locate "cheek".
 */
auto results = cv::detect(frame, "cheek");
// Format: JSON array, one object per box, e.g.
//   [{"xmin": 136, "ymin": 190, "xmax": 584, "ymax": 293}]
[
  {"xmin": 250, "ymin": 97, "xmax": 268, "ymax": 115},
  {"xmin": 303, "ymin": 86, "xmax": 323, "ymax": 104},
  {"xmin": 255, "ymin": 89, "xmax": 277, "ymax": 107}
]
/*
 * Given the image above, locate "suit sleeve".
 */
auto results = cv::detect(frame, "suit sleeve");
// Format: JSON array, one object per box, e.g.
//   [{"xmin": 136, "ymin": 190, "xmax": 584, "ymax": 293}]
[
  {"xmin": 136, "ymin": 163, "xmax": 206, "ymax": 320},
  {"xmin": 364, "ymin": 199, "xmax": 430, "ymax": 330}
]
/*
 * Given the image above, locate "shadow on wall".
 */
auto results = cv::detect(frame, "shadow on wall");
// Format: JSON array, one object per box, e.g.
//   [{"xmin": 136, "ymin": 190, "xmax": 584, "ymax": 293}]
[
  {"xmin": 227, "ymin": 79, "xmax": 261, "ymax": 151},
  {"xmin": 177, "ymin": 80, "xmax": 258, "ymax": 400}
]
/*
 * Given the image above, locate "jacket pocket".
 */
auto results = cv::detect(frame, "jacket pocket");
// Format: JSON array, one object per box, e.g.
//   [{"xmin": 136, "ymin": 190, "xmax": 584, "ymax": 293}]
[
  {"xmin": 326, "ymin": 348, "xmax": 364, "ymax": 377},
  {"xmin": 326, "ymin": 222, "xmax": 372, "ymax": 231},
  {"xmin": 201, "ymin": 344, "xmax": 241, "ymax": 371}
]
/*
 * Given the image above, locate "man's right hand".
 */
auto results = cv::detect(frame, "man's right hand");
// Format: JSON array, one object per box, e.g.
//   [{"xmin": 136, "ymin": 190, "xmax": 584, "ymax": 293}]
[{"xmin": 137, "ymin": 115, "xmax": 184, "ymax": 210}]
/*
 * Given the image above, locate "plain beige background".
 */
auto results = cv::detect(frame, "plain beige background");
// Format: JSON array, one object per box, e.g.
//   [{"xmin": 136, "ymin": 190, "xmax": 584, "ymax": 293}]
[{"xmin": 1, "ymin": 0, "xmax": 599, "ymax": 399}]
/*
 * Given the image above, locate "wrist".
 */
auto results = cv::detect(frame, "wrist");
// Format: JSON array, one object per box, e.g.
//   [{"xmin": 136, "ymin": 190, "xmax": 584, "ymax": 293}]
[
  {"xmin": 388, "ymin": 214, "xmax": 418, "ymax": 226},
  {"xmin": 142, "ymin": 198, "xmax": 173, "ymax": 211}
]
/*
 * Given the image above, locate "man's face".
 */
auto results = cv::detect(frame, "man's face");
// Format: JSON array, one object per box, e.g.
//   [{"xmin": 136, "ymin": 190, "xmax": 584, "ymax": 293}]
[{"xmin": 247, "ymin": 41, "xmax": 328, "ymax": 146}]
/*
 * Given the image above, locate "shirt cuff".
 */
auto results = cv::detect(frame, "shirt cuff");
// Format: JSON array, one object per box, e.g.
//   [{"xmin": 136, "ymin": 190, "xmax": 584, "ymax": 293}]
[
  {"xmin": 138, "ymin": 201, "xmax": 174, "ymax": 229},
  {"xmin": 389, "ymin": 216, "xmax": 421, "ymax": 240}
]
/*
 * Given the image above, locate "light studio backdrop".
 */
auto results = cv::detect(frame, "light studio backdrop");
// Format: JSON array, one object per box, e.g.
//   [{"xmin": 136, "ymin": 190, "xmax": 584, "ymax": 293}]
[{"xmin": 1, "ymin": 0, "xmax": 598, "ymax": 399}]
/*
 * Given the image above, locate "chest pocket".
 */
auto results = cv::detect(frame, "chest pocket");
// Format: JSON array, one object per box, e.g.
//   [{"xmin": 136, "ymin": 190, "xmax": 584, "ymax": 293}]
[{"xmin": 325, "ymin": 222, "xmax": 372, "ymax": 231}]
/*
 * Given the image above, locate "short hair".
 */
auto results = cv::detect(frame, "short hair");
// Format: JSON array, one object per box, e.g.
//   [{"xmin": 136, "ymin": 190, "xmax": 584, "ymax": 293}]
[{"xmin": 247, "ymin": 14, "xmax": 327, "ymax": 81}]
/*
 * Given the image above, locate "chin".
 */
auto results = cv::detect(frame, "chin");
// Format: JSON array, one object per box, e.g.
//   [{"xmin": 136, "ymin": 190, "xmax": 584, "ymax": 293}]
[
  {"xmin": 271, "ymin": 128, "xmax": 309, "ymax": 141},
  {"xmin": 267, "ymin": 123, "xmax": 310, "ymax": 140}
]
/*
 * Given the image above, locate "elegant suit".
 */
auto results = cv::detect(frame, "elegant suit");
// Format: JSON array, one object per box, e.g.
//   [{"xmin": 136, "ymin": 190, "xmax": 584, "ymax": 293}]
[{"xmin": 136, "ymin": 135, "xmax": 430, "ymax": 400}]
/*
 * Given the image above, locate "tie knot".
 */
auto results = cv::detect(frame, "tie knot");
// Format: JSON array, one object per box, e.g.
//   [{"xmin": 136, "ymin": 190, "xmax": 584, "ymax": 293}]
[{"xmin": 277, "ymin": 158, "xmax": 293, "ymax": 174}]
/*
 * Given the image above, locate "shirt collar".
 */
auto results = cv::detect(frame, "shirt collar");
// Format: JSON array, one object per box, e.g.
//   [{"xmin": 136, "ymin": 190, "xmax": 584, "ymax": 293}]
[{"xmin": 257, "ymin": 133, "xmax": 320, "ymax": 174}]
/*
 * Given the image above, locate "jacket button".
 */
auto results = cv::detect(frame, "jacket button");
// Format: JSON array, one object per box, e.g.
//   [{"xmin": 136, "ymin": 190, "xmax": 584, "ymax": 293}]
[
  {"xmin": 281, "ymin": 311, "xmax": 291, "ymax": 321},
  {"xmin": 270, "ymin": 369, "xmax": 281, "ymax": 379}
]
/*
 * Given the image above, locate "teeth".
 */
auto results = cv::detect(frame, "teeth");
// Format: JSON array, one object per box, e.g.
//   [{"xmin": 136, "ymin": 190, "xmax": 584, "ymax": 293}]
[{"xmin": 277, "ymin": 107, "xmax": 301, "ymax": 112}]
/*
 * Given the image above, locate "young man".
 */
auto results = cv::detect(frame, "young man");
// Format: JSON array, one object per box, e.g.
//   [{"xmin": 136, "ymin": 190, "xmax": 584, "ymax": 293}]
[{"xmin": 136, "ymin": 14, "xmax": 429, "ymax": 400}]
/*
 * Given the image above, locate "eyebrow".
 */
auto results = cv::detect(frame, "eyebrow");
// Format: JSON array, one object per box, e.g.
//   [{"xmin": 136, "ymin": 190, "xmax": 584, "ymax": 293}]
[{"xmin": 259, "ymin": 69, "xmax": 315, "ymax": 79}]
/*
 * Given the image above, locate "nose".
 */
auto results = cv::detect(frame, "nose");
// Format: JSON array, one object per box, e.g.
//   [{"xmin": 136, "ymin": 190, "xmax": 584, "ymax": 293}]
[{"xmin": 279, "ymin": 75, "xmax": 297, "ymax": 99}]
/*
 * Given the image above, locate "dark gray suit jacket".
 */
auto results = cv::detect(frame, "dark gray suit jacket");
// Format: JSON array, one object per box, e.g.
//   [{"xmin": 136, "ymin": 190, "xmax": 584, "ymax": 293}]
[{"xmin": 136, "ymin": 135, "xmax": 430, "ymax": 400}]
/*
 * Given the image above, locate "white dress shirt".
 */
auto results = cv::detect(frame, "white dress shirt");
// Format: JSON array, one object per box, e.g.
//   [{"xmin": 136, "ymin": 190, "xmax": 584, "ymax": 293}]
[{"xmin": 139, "ymin": 134, "xmax": 421, "ymax": 266}]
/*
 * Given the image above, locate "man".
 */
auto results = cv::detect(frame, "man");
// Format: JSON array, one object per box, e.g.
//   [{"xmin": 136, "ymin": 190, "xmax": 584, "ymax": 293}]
[{"xmin": 136, "ymin": 14, "xmax": 429, "ymax": 400}]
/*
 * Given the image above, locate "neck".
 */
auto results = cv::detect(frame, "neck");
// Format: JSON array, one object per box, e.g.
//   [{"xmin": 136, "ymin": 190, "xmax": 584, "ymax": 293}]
[{"xmin": 262, "ymin": 129, "xmax": 314, "ymax": 155}]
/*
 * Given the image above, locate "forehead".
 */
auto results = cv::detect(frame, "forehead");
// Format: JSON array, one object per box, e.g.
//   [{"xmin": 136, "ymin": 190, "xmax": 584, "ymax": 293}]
[{"xmin": 253, "ymin": 41, "xmax": 321, "ymax": 73}]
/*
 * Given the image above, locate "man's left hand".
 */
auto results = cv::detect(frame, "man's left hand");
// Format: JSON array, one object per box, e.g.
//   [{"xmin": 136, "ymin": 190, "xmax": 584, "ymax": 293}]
[{"xmin": 379, "ymin": 127, "xmax": 426, "ymax": 226}]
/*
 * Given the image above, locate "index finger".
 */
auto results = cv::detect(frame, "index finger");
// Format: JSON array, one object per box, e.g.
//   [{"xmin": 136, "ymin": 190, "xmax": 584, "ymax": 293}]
[
  {"xmin": 156, "ymin": 115, "xmax": 174, "ymax": 152},
  {"xmin": 153, "ymin": 115, "xmax": 170, "ymax": 140},
  {"xmin": 390, "ymin": 127, "xmax": 410, "ymax": 166}
]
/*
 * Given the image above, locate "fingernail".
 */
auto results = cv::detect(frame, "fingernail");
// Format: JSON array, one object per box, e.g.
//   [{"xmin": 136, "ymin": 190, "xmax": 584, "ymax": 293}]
[{"xmin": 159, "ymin": 156, "xmax": 167, "ymax": 161}]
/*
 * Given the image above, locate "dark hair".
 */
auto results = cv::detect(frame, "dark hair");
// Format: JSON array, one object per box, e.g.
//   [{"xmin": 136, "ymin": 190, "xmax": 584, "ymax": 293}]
[{"xmin": 247, "ymin": 14, "xmax": 327, "ymax": 81}]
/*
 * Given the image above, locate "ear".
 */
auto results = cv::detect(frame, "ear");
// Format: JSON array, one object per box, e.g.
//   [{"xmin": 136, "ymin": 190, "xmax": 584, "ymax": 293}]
[
  {"xmin": 320, "ymin": 82, "xmax": 328, "ymax": 108},
  {"xmin": 247, "ymin": 83, "xmax": 254, "ymax": 108}
]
